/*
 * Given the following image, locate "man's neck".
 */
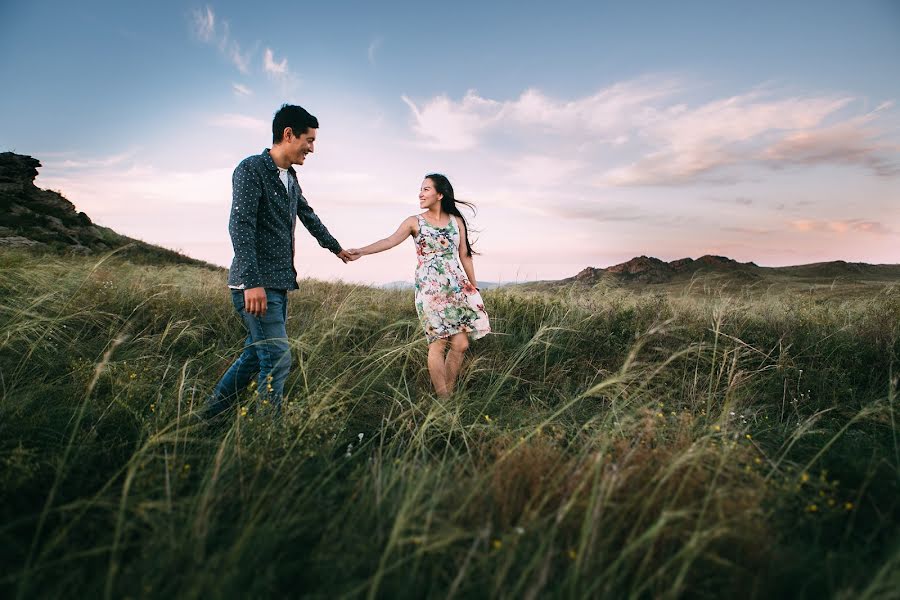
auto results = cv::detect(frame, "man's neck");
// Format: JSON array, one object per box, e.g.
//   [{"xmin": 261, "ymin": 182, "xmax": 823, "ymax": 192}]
[{"xmin": 269, "ymin": 145, "xmax": 293, "ymax": 170}]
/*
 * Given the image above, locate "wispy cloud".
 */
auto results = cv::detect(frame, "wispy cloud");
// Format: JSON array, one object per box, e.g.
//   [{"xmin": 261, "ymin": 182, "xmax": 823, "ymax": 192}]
[
  {"xmin": 401, "ymin": 78, "xmax": 675, "ymax": 151},
  {"xmin": 368, "ymin": 37, "xmax": 383, "ymax": 65},
  {"xmin": 191, "ymin": 6, "xmax": 215, "ymax": 42},
  {"xmin": 722, "ymin": 226, "xmax": 777, "ymax": 235},
  {"xmin": 761, "ymin": 113, "xmax": 900, "ymax": 176},
  {"xmin": 190, "ymin": 6, "xmax": 253, "ymax": 74},
  {"xmin": 219, "ymin": 22, "xmax": 253, "ymax": 74},
  {"xmin": 401, "ymin": 91, "xmax": 503, "ymax": 151},
  {"xmin": 548, "ymin": 202, "xmax": 691, "ymax": 228},
  {"xmin": 597, "ymin": 92, "xmax": 857, "ymax": 186},
  {"xmin": 788, "ymin": 219, "xmax": 894, "ymax": 235},
  {"xmin": 43, "ymin": 149, "xmax": 139, "ymax": 170},
  {"xmin": 262, "ymin": 47, "xmax": 299, "ymax": 92},
  {"xmin": 263, "ymin": 48, "xmax": 288, "ymax": 77},
  {"xmin": 402, "ymin": 77, "xmax": 899, "ymax": 185},
  {"xmin": 232, "ymin": 83, "xmax": 253, "ymax": 97},
  {"xmin": 209, "ymin": 113, "xmax": 268, "ymax": 131}
]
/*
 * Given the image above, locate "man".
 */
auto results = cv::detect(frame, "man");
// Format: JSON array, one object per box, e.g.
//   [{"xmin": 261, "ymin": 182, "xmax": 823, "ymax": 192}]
[{"xmin": 206, "ymin": 104, "xmax": 355, "ymax": 417}]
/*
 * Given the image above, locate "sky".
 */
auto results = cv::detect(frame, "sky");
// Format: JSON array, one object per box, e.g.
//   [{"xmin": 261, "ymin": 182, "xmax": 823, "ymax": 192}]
[{"xmin": 1, "ymin": 0, "xmax": 899, "ymax": 284}]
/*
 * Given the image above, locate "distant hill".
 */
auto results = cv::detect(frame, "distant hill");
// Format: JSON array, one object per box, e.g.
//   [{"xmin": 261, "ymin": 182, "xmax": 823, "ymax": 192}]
[
  {"xmin": 520, "ymin": 254, "xmax": 900, "ymax": 296},
  {"xmin": 569, "ymin": 255, "xmax": 763, "ymax": 285},
  {"xmin": 0, "ymin": 151, "xmax": 219, "ymax": 268}
]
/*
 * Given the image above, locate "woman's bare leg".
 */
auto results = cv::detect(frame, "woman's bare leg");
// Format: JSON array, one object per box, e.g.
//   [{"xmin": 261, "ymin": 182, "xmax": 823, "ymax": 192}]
[
  {"xmin": 444, "ymin": 333, "xmax": 469, "ymax": 394},
  {"xmin": 428, "ymin": 339, "xmax": 450, "ymax": 397}
]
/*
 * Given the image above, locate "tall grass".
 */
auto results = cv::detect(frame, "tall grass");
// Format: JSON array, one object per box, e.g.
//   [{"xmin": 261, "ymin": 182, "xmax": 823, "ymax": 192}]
[{"xmin": 0, "ymin": 249, "xmax": 897, "ymax": 599}]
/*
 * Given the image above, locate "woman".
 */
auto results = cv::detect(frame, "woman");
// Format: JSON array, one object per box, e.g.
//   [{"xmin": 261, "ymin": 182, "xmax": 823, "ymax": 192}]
[{"xmin": 347, "ymin": 174, "xmax": 490, "ymax": 397}]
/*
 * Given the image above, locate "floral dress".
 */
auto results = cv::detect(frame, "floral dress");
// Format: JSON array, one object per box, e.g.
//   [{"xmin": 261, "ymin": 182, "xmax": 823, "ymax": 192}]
[{"xmin": 414, "ymin": 214, "xmax": 491, "ymax": 343}]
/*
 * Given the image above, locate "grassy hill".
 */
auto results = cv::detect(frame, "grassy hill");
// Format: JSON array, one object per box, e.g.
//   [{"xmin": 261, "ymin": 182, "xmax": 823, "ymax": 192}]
[{"xmin": 1, "ymin": 248, "xmax": 897, "ymax": 598}]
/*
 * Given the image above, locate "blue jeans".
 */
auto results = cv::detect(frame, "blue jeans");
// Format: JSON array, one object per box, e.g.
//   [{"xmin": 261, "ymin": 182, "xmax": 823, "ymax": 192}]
[{"xmin": 206, "ymin": 288, "xmax": 291, "ymax": 416}]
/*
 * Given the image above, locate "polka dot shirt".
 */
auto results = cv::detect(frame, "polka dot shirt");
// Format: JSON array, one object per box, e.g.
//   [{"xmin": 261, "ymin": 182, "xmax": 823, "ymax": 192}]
[{"xmin": 227, "ymin": 149, "xmax": 342, "ymax": 290}]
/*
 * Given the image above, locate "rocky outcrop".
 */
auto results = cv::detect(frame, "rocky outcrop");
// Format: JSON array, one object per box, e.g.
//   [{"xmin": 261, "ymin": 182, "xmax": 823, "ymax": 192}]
[
  {"xmin": 605, "ymin": 255, "xmax": 675, "ymax": 283},
  {"xmin": 0, "ymin": 152, "xmax": 121, "ymax": 253},
  {"xmin": 567, "ymin": 254, "xmax": 762, "ymax": 284},
  {"xmin": 0, "ymin": 152, "xmax": 214, "ymax": 267},
  {"xmin": 574, "ymin": 266, "xmax": 604, "ymax": 281}
]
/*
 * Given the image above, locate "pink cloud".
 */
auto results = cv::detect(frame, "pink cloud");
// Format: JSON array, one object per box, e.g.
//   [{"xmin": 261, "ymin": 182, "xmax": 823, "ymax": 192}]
[
  {"xmin": 761, "ymin": 114, "xmax": 900, "ymax": 176},
  {"xmin": 788, "ymin": 219, "xmax": 894, "ymax": 235}
]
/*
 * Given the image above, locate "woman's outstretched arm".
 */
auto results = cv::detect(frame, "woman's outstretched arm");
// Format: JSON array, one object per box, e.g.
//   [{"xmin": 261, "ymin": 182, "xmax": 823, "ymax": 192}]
[{"xmin": 347, "ymin": 216, "xmax": 417, "ymax": 257}]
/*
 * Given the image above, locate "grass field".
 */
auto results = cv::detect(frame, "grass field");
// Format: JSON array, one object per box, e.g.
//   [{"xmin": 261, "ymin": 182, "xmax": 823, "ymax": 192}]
[{"xmin": 1, "ymin": 249, "xmax": 898, "ymax": 599}]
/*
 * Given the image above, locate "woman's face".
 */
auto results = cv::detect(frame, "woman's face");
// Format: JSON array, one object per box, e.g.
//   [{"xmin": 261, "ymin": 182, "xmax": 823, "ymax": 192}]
[{"xmin": 419, "ymin": 178, "xmax": 442, "ymax": 209}]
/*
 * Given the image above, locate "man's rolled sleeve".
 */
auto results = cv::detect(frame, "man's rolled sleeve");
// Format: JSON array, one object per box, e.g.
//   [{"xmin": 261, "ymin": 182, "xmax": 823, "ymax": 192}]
[
  {"xmin": 228, "ymin": 161, "xmax": 263, "ymax": 287},
  {"xmin": 296, "ymin": 193, "xmax": 342, "ymax": 254}
]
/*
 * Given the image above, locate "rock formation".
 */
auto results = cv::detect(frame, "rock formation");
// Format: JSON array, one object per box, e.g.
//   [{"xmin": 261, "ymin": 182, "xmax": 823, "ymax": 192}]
[{"xmin": 0, "ymin": 152, "xmax": 213, "ymax": 267}]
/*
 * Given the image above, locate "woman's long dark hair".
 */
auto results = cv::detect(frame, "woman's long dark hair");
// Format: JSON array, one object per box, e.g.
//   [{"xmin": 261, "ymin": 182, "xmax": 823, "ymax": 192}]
[{"xmin": 425, "ymin": 173, "xmax": 478, "ymax": 257}]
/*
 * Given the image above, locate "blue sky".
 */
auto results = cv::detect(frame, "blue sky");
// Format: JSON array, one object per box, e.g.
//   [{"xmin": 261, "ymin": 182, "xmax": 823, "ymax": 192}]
[{"xmin": 2, "ymin": 0, "xmax": 898, "ymax": 283}]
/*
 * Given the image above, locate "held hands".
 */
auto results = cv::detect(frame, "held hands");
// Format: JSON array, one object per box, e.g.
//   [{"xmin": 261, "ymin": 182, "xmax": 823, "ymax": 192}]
[
  {"xmin": 336, "ymin": 249, "xmax": 361, "ymax": 263},
  {"xmin": 343, "ymin": 248, "xmax": 364, "ymax": 261}
]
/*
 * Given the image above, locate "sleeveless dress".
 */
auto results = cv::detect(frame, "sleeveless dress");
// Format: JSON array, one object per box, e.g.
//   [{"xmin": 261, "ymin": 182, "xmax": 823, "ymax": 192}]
[{"xmin": 414, "ymin": 214, "xmax": 491, "ymax": 343}]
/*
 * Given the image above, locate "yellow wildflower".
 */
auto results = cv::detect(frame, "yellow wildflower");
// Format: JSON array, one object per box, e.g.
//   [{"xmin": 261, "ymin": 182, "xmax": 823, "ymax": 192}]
[
  {"xmin": 800, "ymin": 472, "xmax": 810, "ymax": 483},
  {"xmin": 567, "ymin": 549, "xmax": 577, "ymax": 560},
  {"xmin": 484, "ymin": 414, "xmax": 492, "ymax": 423},
  {"xmin": 844, "ymin": 502, "xmax": 854, "ymax": 511},
  {"xmin": 491, "ymin": 539, "xmax": 502, "ymax": 550}
]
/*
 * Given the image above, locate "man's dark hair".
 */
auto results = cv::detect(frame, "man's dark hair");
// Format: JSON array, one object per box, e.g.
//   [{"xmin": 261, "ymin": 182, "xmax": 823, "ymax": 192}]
[{"xmin": 272, "ymin": 104, "xmax": 319, "ymax": 143}]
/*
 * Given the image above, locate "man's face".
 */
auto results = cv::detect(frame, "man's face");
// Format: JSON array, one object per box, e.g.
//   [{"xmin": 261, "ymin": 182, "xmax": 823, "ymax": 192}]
[{"xmin": 286, "ymin": 127, "xmax": 316, "ymax": 165}]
